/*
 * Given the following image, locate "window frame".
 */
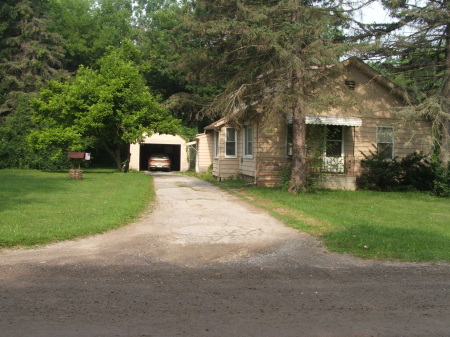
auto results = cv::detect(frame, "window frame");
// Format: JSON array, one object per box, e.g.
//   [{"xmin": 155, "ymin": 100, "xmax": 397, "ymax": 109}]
[
  {"xmin": 243, "ymin": 126, "xmax": 253, "ymax": 158},
  {"xmin": 376, "ymin": 125, "xmax": 395, "ymax": 160},
  {"xmin": 225, "ymin": 127, "xmax": 237, "ymax": 158}
]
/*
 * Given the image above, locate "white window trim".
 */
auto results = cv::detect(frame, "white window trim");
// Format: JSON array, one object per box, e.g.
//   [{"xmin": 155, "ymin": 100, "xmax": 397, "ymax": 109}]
[
  {"xmin": 225, "ymin": 127, "xmax": 237, "ymax": 158},
  {"xmin": 377, "ymin": 125, "xmax": 395, "ymax": 160},
  {"xmin": 214, "ymin": 131, "xmax": 219, "ymax": 158},
  {"xmin": 243, "ymin": 126, "xmax": 253, "ymax": 158}
]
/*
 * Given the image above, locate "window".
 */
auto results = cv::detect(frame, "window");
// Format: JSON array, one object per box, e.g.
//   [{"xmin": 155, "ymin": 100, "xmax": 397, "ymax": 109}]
[
  {"xmin": 214, "ymin": 131, "xmax": 219, "ymax": 158},
  {"xmin": 377, "ymin": 126, "xmax": 394, "ymax": 159},
  {"xmin": 243, "ymin": 126, "xmax": 253, "ymax": 157},
  {"xmin": 225, "ymin": 127, "xmax": 237, "ymax": 157},
  {"xmin": 325, "ymin": 125, "xmax": 343, "ymax": 158}
]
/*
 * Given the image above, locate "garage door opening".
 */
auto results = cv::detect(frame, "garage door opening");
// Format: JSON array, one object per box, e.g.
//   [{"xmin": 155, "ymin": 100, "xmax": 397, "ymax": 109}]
[{"xmin": 139, "ymin": 144, "xmax": 181, "ymax": 171}]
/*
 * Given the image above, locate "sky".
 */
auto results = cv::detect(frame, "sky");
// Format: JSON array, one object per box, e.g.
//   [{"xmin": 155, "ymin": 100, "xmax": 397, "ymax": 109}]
[{"xmin": 360, "ymin": 1, "xmax": 393, "ymax": 24}]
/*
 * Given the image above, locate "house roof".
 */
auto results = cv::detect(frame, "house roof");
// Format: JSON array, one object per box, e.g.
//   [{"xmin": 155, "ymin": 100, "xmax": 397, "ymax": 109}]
[
  {"xmin": 204, "ymin": 117, "xmax": 227, "ymax": 130},
  {"xmin": 205, "ymin": 58, "xmax": 414, "ymax": 129}
]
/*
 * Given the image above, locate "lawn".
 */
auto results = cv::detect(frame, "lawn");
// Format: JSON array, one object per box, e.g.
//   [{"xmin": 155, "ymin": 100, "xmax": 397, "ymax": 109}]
[
  {"xmin": 2, "ymin": 169, "xmax": 449, "ymax": 263},
  {"xmin": 222, "ymin": 183, "xmax": 450, "ymax": 263},
  {"xmin": 0, "ymin": 169, "xmax": 154, "ymax": 248}
]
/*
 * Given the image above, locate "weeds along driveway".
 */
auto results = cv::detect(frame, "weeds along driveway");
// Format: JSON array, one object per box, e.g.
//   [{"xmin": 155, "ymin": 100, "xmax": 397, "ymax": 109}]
[{"xmin": 0, "ymin": 172, "xmax": 449, "ymax": 337}]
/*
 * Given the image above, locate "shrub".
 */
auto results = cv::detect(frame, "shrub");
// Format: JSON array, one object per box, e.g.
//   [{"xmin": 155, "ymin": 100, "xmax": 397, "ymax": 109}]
[
  {"xmin": 358, "ymin": 150, "xmax": 438, "ymax": 193},
  {"xmin": 432, "ymin": 161, "xmax": 450, "ymax": 197}
]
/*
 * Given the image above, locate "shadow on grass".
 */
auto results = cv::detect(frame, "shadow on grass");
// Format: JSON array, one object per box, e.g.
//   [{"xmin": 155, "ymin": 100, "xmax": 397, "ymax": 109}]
[
  {"xmin": 322, "ymin": 223, "xmax": 450, "ymax": 262},
  {"xmin": 42, "ymin": 168, "xmax": 118, "ymax": 174},
  {"xmin": 0, "ymin": 171, "xmax": 71, "ymax": 212}
]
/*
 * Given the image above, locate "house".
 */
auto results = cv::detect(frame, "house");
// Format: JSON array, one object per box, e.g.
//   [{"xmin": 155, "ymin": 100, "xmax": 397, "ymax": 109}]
[
  {"xmin": 129, "ymin": 133, "xmax": 189, "ymax": 172},
  {"xmin": 194, "ymin": 57, "xmax": 434, "ymax": 190}
]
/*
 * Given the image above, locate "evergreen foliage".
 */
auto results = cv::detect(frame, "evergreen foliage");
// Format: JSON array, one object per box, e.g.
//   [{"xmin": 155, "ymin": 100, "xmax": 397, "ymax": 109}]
[
  {"xmin": 358, "ymin": 0, "xmax": 450, "ymax": 171},
  {"xmin": 358, "ymin": 149, "xmax": 449, "ymax": 196},
  {"xmin": 0, "ymin": 0, "xmax": 65, "ymax": 114},
  {"xmin": 177, "ymin": 0, "xmax": 353, "ymax": 192}
]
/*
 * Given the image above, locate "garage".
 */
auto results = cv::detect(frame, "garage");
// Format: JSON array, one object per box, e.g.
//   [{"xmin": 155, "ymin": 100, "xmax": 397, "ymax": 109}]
[
  {"xmin": 129, "ymin": 133, "xmax": 189, "ymax": 172},
  {"xmin": 139, "ymin": 143, "xmax": 181, "ymax": 171}
]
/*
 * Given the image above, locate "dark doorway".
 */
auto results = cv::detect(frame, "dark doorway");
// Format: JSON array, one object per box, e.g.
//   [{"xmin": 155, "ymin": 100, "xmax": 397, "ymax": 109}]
[{"xmin": 139, "ymin": 144, "xmax": 181, "ymax": 171}]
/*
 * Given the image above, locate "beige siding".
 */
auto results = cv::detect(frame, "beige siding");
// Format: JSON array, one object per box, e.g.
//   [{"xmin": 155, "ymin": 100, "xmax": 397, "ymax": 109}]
[
  {"xmin": 213, "ymin": 127, "xmax": 240, "ymax": 180},
  {"xmin": 314, "ymin": 63, "xmax": 433, "ymax": 177},
  {"xmin": 343, "ymin": 126, "xmax": 355, "ymax": 156},
  {"xmin": 211, "ymin": 122, "xmax": 260, "ymax": 181},
  {"xmin": 196, "ymin": 133, "xmax": 214, "ymax": 173},
  {"xmin": 239, "ymin": 123, "xmax": 257, "ymax": 178},
  {"xmin": 256, "ymin": 116, "xmax": 289, "ymax": 187},
  {"xmin": 213, "ymin": 158, "xmax": 220, "ymax": 176},
  {"xmin": 353, "ymin": 117, "xmax": 433, "ymax": 175}
]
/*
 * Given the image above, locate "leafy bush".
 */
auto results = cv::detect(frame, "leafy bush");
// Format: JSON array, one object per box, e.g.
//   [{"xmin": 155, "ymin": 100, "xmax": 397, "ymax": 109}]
[
  {"xmin": 432, "ymin": 161, "xmax": 450, "ymax": 197},
  {"xmin": 0, "ymin": 94, "xmax": 71, "ymax": 170},
  {"xmin": 358, "ymin": 150, "xmax": 438, "ymax": 193}
]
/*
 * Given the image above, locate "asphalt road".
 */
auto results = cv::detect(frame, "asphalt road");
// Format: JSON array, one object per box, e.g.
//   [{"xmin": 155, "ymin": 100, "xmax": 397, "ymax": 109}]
[{"xmin": 0, "ymin": 173, "xmax": 449, "ymax": 337}]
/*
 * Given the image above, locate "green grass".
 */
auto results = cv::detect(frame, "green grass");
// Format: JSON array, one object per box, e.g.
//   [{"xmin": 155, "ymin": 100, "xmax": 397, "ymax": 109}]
[
  {"xmin": 0, "ymin": 169, "xmax": 154, "ymax": 248},
  {"xmin": 214, "ymin": 178, "xmax": 450, "ymax": 263}
]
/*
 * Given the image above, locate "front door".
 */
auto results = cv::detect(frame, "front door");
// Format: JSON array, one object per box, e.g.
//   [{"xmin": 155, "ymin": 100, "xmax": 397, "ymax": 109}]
[{"xmin": 324, "ymin": 125, "xmax": 344, "ymax": 173}]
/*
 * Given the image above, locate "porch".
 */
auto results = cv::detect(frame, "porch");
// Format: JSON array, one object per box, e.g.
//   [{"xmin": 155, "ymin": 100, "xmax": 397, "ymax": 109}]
[{"xmin": 307, "ymin": 155, "xmax": 357, "ymax": 191}]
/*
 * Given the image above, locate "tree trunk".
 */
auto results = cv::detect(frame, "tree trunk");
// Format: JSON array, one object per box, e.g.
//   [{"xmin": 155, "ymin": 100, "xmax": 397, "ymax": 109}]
[
  {"xmin": 288, "ymin": 99, "xmax": 307, "ymax": 193},
  {"xmin": 440, "ymin": 20, "xmax": 450, "ymax": 172},
  {"xmin": 103, "ymin": 143, "xmax": 123, "ymax": 172}
]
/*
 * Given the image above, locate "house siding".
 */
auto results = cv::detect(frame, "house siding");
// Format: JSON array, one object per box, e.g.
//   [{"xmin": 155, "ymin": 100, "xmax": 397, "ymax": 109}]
[
  {"xmin": 196, "ymin": 133, "xmax": 214, "ymax": 173},
  {"xmin": 353, "ymin": 117, "xmax": 433, "ymax": 175},
  {"xmin": 213, "ymin": 128, "xmax": 240, "ymax": 179},
  {"xmin": 206, "ymin": 58, "xmax": 434, "ymax": 190},
  {"xmin": 239, "ymin": 123, "xmax": 257, "ymax": 180},
  {"xmin": 256, "ymin": 116, "xmax": 288, "ymax": 187}
]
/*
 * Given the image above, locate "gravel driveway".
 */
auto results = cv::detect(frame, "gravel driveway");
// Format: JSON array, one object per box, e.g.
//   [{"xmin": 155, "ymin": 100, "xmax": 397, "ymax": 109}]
[{"xmin": 0, "ymin": 172, "xmax": 449, "ymax": 337}]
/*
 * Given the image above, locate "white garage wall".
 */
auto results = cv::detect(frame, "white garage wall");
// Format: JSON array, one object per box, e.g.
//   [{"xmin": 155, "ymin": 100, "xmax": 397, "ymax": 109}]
[{"xmin": 129, "ymin": 133, "xmax": 189, "ymax": 171}]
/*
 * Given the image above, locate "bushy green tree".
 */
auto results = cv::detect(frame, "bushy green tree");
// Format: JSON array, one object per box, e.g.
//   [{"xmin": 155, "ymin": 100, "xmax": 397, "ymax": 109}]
[
  {"xmin": 30, "ymin": 41, "xmax": 180, "ymax": 171},
  {"xmin": 0, "ymin": 94, "xmax": 70, "ymax": 169},
  {"xmin": 48, "ymin": 0, "xmax": 136, "ymax": 71}
]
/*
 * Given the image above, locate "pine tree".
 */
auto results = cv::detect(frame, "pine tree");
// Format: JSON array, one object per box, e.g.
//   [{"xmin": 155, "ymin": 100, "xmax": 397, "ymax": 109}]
[
  {"xmin": 360, "ymin": 0, "xmax": 450, "ymax": 170},
  {"xmin": 0, "ymin": 0, "xmax": 65, "ymax": 114},
  {"xmin": 178, "ymin": 0, "xmax": 352, "ymax": 192}
]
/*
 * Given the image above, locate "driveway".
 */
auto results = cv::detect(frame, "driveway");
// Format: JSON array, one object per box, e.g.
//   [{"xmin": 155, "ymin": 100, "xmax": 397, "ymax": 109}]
[{"xmin": 0, "ymin": 173, "xmax": 449, "ymax": 337}]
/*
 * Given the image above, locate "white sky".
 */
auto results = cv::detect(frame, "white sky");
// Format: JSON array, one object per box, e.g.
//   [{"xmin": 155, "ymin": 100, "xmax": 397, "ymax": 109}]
[{"xmin": 360, "ymin": 1, "xmax": 393, "ymax": 24}]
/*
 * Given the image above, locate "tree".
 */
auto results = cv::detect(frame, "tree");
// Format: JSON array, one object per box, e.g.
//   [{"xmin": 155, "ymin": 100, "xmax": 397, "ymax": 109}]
[
  {"xmin": 178, "ymin": 0, "xmax": 352, "ymax": 192},
  {"xmin": 132, "ymin": 0, "xmax": 205, "ymax": 131},
  {"xmin": 48, "ymin": 0, "xmax": 136, "ymax": 71},
  {"xmin": 0, "ymin": 0, "xmax": 65, "ymax": 114},
  {"xmin": 358, "ymin": 0, "xmax": 450, "ymax": 170},
  {"xmin": 30, "ymin": 41, "xmax": 180, "ymax": 171}
]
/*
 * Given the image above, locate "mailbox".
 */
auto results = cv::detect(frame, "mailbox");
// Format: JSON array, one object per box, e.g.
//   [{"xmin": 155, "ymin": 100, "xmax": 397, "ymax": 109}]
[{"xmin": 67, "ymin": 152, "xmax": 91, "ymax": 180}]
